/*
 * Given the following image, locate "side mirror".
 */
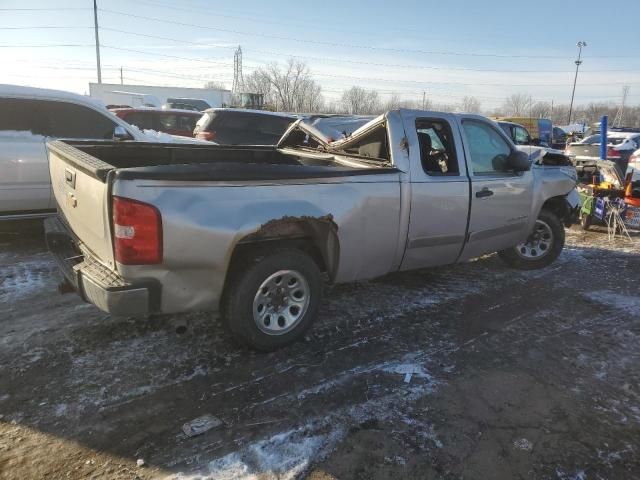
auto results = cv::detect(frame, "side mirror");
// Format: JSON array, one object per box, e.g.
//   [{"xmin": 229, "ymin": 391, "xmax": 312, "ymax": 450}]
[
  {"xmin": 113, "ymin": 126, "xmax": 130, "ymax": 141},
  {"xmin": 531, "ymin": 137, "xmax": 541, "ymax": 146},
  {"xmin": 507, "ymin": 150, "xmax": 531, "ymax": 172}
]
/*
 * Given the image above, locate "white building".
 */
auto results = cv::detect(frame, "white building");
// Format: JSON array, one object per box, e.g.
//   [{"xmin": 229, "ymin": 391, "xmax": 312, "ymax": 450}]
[{"xmin": 89, "ymin": 83, "xmax": 231, "ymax": 109}]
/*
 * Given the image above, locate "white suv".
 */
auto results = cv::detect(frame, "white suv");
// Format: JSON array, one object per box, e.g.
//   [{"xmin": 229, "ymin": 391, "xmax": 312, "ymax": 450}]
[{"xmin": 0, "ymin": 84, "xmax": 145, "ymax": 220}]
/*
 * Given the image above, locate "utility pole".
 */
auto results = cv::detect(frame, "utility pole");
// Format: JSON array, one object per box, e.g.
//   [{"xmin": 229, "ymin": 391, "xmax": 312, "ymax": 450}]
[
  {"xmin": 93, "ymin": 0, "xmax": 102, "ymax": 83},
  {"xmin": 120, "ymin": 67, "xmax": 123, "ymax": 85},
  {"xmin": 422, "ymin": 91, "xmax": 425, "ymax": 110},
  {"xmin": 567, "ymin": 41, "xmax": 586, "ymax": 125}
]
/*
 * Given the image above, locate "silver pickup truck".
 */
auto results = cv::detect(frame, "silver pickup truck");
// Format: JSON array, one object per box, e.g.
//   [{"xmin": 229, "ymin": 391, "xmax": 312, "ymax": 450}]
[{"xmin": 45, "ymin": 110, "xmax": 579, "ymax": 350}]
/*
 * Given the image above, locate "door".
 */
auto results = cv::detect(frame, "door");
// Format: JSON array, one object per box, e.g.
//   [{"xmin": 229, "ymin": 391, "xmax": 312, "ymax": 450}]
[
  {"xmin": 399, "ymin": 112, "xmax": 471, "ymax": 270},
  {"xmin": 0, "ymin": 98, "xmax": 51, "ymax": 213},
  {"xmin": 458, "ymin": 118, "xmax": 533, "ymax": 261}
]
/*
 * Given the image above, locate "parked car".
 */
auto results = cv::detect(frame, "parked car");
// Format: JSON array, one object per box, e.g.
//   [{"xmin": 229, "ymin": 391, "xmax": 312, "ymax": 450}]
[
  {"xmin": 493, "ymin": 117, "xmax": 553, "ymax": 147},
  {"xmin": 110, "ymin": 107, "xmax": 202, "ymax": 137},
  {"xmin": 164, "ymin": 98, "xmax": 211, "ymax": 112},
  {"xmin": 45, "ymin": 109, "xmax": 579, "ymax": 351},
  {"xmin": 565, "ymin": 131, "xmax": 640, "ymax": 178},
  {"xmin": 0, "ymin": 84, "xmax": 148, "ymax": 220},
  {"xmin": 194, "ymin": 108, "xmax": 297, "ymax": 144},
  {"xmin": 496, "ymin": 121, "xmax": 571, "ymax": 166},
  {"xmin": 552, "ymin": 126, "xmax": 568, "ymax": 150},
  {"xmin": 98, "ymin": 90, "xmax": 161, "ymax": 109},
  {"xmin": 628, "ymin": 148, "xmax": 640, "ymax": 180}
]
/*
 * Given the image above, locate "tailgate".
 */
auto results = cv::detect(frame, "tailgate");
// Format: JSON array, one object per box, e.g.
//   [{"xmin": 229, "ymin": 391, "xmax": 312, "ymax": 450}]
[
  {"xmin": 567, "ymin": 144, "xmax": 599, "ymax": 159},
  {"xmin": 47, "ymin": 140, "xmax": 116, "ymax": 267}
]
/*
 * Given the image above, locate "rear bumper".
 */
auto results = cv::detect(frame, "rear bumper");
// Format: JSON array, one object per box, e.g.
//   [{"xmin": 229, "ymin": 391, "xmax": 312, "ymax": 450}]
[{"xmin": 44, "ymin": 216, "xmax": 158, "ymax": 316}]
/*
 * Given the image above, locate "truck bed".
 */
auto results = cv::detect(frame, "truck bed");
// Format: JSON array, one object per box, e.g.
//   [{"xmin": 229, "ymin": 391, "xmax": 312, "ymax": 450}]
[{"xmin": 47, "ymin": 140, "xmax": 398, "ymax": 183}]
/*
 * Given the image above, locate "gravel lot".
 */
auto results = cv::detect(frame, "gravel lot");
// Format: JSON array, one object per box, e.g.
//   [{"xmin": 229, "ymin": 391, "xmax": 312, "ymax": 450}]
[{"xmin": 0, "ymin": 221, "xmax": 638, "ymax": 480}]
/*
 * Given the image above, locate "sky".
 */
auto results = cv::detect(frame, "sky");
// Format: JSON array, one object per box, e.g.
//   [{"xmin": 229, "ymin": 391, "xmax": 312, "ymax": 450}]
[{"xmin": 1, "ymin": 0, "xmax": 639, "ymax": 111}]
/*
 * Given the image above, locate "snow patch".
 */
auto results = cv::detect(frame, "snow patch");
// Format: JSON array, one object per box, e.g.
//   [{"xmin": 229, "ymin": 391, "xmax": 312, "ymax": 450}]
[
  {"xmin": 128, "ymin": 125, "xmax": 211, "ymax": 144},
  {"xmin": 175, "ymin": 425, "xmax": 341, "ymax": 480},
  {"xmin": 583, "ymin": 290, "xmax": 640, "ymax": 317},
  {"xmin": 0, "ymin": 130, "xmax": 46, "ymax": 140},
  {"xmin": 0, "ymin": 255, "xmax": 57, "ymax": 302}
]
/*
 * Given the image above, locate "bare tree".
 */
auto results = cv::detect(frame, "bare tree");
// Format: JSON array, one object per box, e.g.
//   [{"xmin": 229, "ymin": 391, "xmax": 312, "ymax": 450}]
[
  {"xmin": 530, "ymin": 101, "xmax": 552, "ymax": 118},
  {"xmin": 502, "ymin": 93, "xmax": 532, "ymax": 116},
  {"xmin": 384, "ymin": 93, "xmax": 402, "ymax": 111},
  {"xmin": 341, "ymin": 86, "xmax": 381, "ymax": 114},
  {"xmin": 458, "ymin": 96, "xmax": 482, "ymax": 113},
  {"xmin": 203, "ymin": 80, "xmax": 227, "ymax": 90},
  {"xmin": 244, "ymin": 59, "xmax": 323, "ymax": 112}
]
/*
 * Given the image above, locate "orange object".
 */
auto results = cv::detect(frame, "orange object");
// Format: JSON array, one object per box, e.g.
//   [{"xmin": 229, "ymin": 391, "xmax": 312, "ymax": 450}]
[{"xmin": 624, "ymin": 174, "xmax": 640, "ymax": 207}]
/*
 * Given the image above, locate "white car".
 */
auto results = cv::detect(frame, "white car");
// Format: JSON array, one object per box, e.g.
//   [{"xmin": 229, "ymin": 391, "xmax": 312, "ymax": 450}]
[
  {"xmin": 628, "ymin": 148, "xmax": 640, "ymax": 180},
  {"xmin": 0, "ymin": 85, "xmax": 207, "ymax": 220},
  {"xmin": 0, "ymin": 84, "xmax": 150, "ymax": 220}
]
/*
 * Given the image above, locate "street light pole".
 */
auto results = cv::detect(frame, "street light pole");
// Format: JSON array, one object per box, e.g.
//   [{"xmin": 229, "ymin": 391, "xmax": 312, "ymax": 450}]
[
  {"xmin": 93, "ymin": 0, "xmax": 102, "ymax": 84},
  {"xmin": 567, "ymin": 41, "xmax": 586, "ymax": 125}
]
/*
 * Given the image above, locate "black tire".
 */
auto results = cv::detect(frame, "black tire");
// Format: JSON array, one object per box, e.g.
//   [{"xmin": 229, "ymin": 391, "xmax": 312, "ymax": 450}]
[
  {"xmin": 580, "ymin": 212, "xmax": 591, "ymax": 231},
  {"xmin": 498, "ymin": 209, "xmax": 565, "ymax": 270},
  {"xmin": 222, "ymin": 248, "xmax": 322, "ymax": 351}
]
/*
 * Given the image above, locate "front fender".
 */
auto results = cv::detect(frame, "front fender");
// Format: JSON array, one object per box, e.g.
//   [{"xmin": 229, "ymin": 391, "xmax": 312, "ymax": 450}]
[{"xmin": 564, "ymin": 188, "xmax": 582, "ymax": 226}]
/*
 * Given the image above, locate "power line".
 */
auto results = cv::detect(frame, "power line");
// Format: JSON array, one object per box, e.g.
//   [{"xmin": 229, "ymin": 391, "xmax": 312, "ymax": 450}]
[
  {"xmin": 0, "ymin": 7, "xmax": 90, "ymax": 11},
  {"xmin": 0, "ymin": 44, "xmax": 94, "ymax": 48},
  {"xmin": 111, "ymin": 0, "xmax": 640, "ymax": 60},
  {"xmin": 0, "ymin": 26, "xmax": 93, "ymax": 30},
  {"xmin": 97, "ymin": 26, "xmax": 640, "ymax": 74},
  {"xmin": 101, "ymin": 45, "xmax": 233, "ymax": 66},
  {"xmin": 98, "ymin": 8, "xmax": 583, "ymax": 59}
]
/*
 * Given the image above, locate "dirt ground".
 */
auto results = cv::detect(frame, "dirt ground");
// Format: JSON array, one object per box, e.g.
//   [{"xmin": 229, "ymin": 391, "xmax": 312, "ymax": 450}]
[{"xmin": 0, "ymin": 221, "xmax": 638, "ymax": 480}]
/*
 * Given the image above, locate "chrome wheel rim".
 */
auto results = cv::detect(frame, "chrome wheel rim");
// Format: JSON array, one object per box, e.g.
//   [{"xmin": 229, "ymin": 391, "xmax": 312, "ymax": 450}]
[
  {"xmin": 252, "ymin": 270, "xmax": 310, "ymax": 335},
  {"xmin": 515, "ymin": 219, "xmax": 554, "ymax": 259}
]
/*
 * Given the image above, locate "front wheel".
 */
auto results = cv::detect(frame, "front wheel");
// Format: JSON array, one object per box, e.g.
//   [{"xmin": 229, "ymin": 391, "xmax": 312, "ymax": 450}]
[
  {"xmin": 498, "ymin": 209, "xmax": 565, "ymax": 270},
  {"xmin": 222, "ymin": 249, "xmax": 322, "ymax": 351}
]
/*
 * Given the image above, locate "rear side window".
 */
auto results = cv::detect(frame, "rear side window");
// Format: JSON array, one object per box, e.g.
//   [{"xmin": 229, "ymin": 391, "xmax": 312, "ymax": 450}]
[
  {"xmin": 159, "ymin": 114, "xmax": 178, "ymax": 130},
  {"xmin": 177, "ymin": 114, "xmax": 198, "ymax": 131},
  {"xmin": 208, "ymin": 112, "xmax": 292, "ymax": 133},
  {"xmin": 513, "ymin": 126, "xmax": 530, "ymax": 145},
  {"xmin": 416, "ymin": 119, "xmax": 459, "ymax": 175},
  {"xmin": 46, "ymin": 102, "xmax": 119, "ymax": 139},
  {"xmin": 157, "ymin": 114, "xmax": 198, "ymax": 131},
  {"xmin": 0, "ymin": 98, "xmax": 51, "ymax": 135},
  {"xmin": 123, "ymin": 112, "xmax": 154, "ymax": 130}
]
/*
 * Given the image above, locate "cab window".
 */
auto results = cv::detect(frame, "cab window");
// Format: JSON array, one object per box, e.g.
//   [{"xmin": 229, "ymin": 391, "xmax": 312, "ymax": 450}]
[
  {"xmin": 415, "ymin": 119, "xmax": 459, "ymax": 175},
  {"xmin": 462, "ymin": 120, "xmax": 512, "ymax": 174}
]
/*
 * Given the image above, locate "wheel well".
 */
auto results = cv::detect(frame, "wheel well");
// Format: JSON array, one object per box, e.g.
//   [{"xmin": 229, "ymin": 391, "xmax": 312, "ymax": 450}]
[
  {"xmin": 227, "ymin": 216, "xmax": 339, "ymax": 281},
  {"xmin": 541, "ymin": 196, "xmax": 570, "ymax": 222}
]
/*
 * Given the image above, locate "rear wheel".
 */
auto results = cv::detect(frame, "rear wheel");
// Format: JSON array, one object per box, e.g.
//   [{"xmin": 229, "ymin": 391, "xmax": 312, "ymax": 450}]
[
  {"xmin": 222, "ymin": 248, "xmax": 322, "ymax": 351},
  {"xmin": 580, "ymin": 212, "xmax": 592, "ymax": 230},
  {"xmin": 498, "ymin": 209, "xmax": 565, "ymax": 270}
]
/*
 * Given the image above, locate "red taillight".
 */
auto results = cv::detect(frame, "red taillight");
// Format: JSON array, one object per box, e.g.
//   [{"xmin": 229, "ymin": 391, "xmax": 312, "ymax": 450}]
[
  {"xmin": 197, "ymin": 130, "xmax": 216, "ymax": 141},
  {"xmin": 112, "ymin": 196, "xmax": 162, "ymax": 265},
  {"xmin": 607, "ymin": 147, "xmax": 621, "ymax": 158}
]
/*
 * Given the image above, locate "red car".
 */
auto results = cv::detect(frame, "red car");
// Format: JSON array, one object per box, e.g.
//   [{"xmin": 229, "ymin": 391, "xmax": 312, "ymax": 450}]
[{"xmin": 110, "ymin": 107, "xmax": 202, "ymax": 137}]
